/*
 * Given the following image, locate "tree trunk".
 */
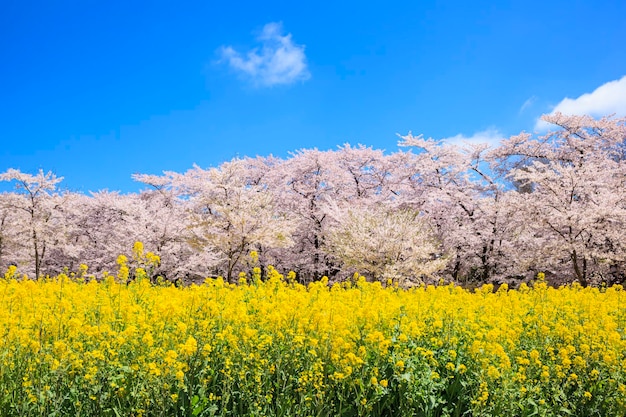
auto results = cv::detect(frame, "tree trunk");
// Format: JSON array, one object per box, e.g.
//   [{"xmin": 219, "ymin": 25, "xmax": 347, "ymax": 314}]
[{"xmin": 571, "ymin": 250, "xmax": 588, "ymax": 286}]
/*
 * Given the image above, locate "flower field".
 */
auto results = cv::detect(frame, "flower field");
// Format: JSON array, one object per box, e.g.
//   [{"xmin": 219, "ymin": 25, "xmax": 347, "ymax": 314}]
[{"xmin": 1, "ymin": 266, "xmax": 625, "ymax": 417}]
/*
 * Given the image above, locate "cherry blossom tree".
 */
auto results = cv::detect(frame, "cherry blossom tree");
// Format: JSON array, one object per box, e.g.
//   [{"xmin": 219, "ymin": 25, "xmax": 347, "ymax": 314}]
[
  {"xmin": 0, "ymin": 169, "xmax": 71, "ymax": 278},
  {"xmin": 68, "ymin": 191, "xmax": 137, "ymax": 275},
  {"xmin": 0, "ymin": 192, "xmax": 24, "ymax": 271},
  {"xmin": 331, "ymin": 144, "xmax": 398, "ymax": 202},
  {"xmin": 164, "ymin": 159, "xmax": 295, "ymax": 282},
  {"xmin": 396, "ymin": 134, "xmax": 528, "ymax": 284},
  {"xmin": 269, "ymin": 148, "xmax": 341, "ymax": 281},
  {"xmin": 324, "ymin": 201, "xmax": 447, "ymax": 284},
  {"xmin": 133, "ymin": 172, "xmax": 220, "ymax": 281},
  {"xmin": 491, "ymin": 113, "xmax": 626, "ymax": 285},
  {"xmin": 271, "ymin": 145, "xmax": 404, "ymax": 282}
]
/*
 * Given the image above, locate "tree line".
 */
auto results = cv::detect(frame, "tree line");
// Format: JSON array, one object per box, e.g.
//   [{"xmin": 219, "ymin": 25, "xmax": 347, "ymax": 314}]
[{"xmin": 1, "ymin": 113, "xmax": 624, "ymax": 287}]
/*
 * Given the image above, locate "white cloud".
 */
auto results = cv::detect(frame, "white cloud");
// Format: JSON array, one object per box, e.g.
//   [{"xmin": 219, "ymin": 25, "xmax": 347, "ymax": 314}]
[
  {"xmin": 442, "ymin": 127, "xmax": 504, "ymax": 148},
  {"xmin": 219, "ymin": 22, "xmax": 310, "ymax": 87},
  {"xmin": 519, "ymin": 96, "xmax": 537, "ymax": 113},
  {"xmin": 535, "ymin": 75, "xmax": 626, "ymax": 130}
]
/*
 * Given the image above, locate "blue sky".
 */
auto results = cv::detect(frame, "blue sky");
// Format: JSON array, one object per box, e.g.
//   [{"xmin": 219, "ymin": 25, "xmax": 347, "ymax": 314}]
[{"xmin": 2, "ymin": 0, "xmax": 625, "ymax": 193}]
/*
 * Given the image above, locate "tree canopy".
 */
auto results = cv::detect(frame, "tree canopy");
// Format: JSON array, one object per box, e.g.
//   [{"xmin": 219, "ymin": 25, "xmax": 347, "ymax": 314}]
[{"xmin": 1, "ymin": 114, "xmax": 625, "ymax": 286}]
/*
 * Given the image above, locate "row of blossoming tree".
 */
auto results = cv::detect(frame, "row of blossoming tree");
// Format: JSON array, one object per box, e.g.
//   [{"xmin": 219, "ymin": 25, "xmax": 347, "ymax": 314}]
[{"xmin": 1, "ymin": 113, "xmax": 625, "ymax": 286}]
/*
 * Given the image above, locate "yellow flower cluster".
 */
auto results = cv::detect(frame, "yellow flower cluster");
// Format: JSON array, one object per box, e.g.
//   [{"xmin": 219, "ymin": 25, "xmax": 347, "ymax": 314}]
[{"xmin": 0, "ymin": 269, "xmax": 625, "ymax": 416}]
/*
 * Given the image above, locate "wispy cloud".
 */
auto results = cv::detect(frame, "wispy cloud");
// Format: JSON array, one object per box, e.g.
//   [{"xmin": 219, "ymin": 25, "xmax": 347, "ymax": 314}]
[
  {"xmin": 535, "ymin": 75, "xmax": 626, "ymax": 130},
  {"xmin": 519, "ymin": 95, "xmax": 537, "ymax": 113},
  {"xmin": 442, "ymin": 127, "xmax": 504, "ymax": 148},
  {"xmin": 218, "ymin": 22, "xmax": 310, "ymax": 87}
]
